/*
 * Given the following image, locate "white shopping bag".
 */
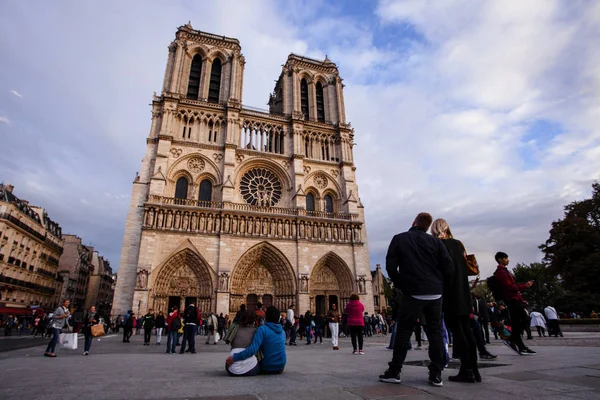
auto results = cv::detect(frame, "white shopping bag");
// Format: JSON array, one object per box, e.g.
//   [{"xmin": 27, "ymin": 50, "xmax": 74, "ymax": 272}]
[
  {"xmin": 60, "ymin": 333, "xmax": 78, "ymax": 350},
  {"xmin": 215, "ymin": 332, "xmax": 220, "ymax": 342}
]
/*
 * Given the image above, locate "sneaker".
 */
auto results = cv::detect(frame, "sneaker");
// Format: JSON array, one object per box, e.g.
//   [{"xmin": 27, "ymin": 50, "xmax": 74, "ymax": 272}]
[
  {"xmin": 83, "ymin": 351, "xmax": 89, "ymax": 356},
  {"xmin": 379, "ymin": 369, "xmax": 401, "ymax": 384},
  {"xmin": 519, "ymin": 348, "xmax": 536, "ymax": 356},
  {"xmin": 502, "ymin": 340, "xmax": 519, "ymax": 354},
  {"xmin": 352, "ymin": 350, "xmax": 358, "ymax": 355},
  {"xmin": 429, "ymin": 370, "xmax": 443, "ymax": 387},
  {"xmin": 333, "ymin": 346, "xmax": 339, "ymax": 350},
  {"xmin": 480, "ymin": 353, "xmax": 498, "ymax": 360},
  {"xmin": 416, "ymin": 345, "xmax": 423, "ymax": 350},
  {"xmin": 359, "ymin": 350, "xmax": 365, "ymax": 355}
]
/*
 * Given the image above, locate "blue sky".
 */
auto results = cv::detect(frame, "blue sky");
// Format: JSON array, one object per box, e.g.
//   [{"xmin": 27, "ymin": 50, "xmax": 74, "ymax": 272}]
[{"xmin": 1, "ymin": 0, "xmax": 599, "ymax": 277}]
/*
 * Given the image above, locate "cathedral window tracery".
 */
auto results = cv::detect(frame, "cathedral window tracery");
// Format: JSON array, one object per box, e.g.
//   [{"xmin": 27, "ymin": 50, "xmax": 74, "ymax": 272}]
[
  {"xmin": 240, "ymin": 168, "xmax": 282, "ymax": 207},
  {"xmin": 199, "ymin": 179, "xmax": 212, "ymax": 202},
  {"xmin": 208, "ymin": 58, "xmax": 222, "ymax": 103},
  {"xmin": 300, "ymin": 78, "xmax": 309, "ymax": 120},
  {"xmin": 316, "ymin": 81, "xmax": 325, "ymax": 122},
  {"xmin": 306, "ymin": 193, "xmax": 315, "ymax": 212},
  {"xmin": 175, "ymin": 177, "xmax": 189, "ymax": 201},
  {"xmin": 187, "ymin": 54, "xmax": 202, "ymax": 100}
]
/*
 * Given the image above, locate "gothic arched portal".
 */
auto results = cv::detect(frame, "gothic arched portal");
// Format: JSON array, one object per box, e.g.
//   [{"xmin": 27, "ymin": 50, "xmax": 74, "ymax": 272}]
[
  {"xmin": 151, "ymin": 248, "xmax": 214, "ymax": 313},
  {"xmin": 310, "ymin": 252, "xmax": 354, "ymax": 315},
  {"xmin": 229, "ymin": 242, "xmax": 296, "ymax": 314}
]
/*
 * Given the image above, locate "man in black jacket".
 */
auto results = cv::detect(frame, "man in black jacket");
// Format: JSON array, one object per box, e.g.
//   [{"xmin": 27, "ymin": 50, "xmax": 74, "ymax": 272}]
[{"xmin": 379, "ymin": 213, "xmax": 454, "ymax": 387}]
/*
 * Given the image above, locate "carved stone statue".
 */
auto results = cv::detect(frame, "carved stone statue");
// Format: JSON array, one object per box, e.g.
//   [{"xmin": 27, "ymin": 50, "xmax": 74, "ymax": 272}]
[
  {"xmin": 207, "ymin": 214, "xmax": 214, "ymax": 232},
  {"xmin": 136, "ymin": 270, "xmax": 148, "ymax": 289},
  {"xmin": 326, "ymin": 224, "xmax": 332, "ymax": 240},
  {"xmin": 246, "ymin": 218, "xmax": 252, "ymax": 235},
  {"xmin": 357, "ymin": 276, "xmax": 366, "ymax": 294},
  {"xmin": 284, "ymin": 220, "xmax": 289, "ymax": 237},
  {"xmin": 157, "ymin": 211, "xmax": 164, "ymax": 228},
  {"xmin": 319, "ymin": 224, "xmax": 324, "ymax": 239},
  {"xmin": 256, "ymin": 219, "xmax": 261, "ymax": 235},
  {"xmin": 199, "ymin": 214, "xmax": 205, "ymax": 231},
  {"xmin": 215, "ymin": 215, "xmax": 221, "ymax": 232},
  {"xmin": 300, "ymin": 275, "xmax": 309, "ymax": 293},
  {"xmin": 191, "ymin": 213, "xmax": 197, "ymax": 231},
  {"xmin": 224, "ymin": 215, "xmax": 230, "ymax": 233},
  {"xmin": 277, "ymin": 220, "xmax": 283, "ymax": 236},
  {"xmin": 182, "ymin": 213, "xmax": 189, "ymax": 230},
  {"xmin": 232, "ymin": 217, "xmax": 238, "ymax": 234},
  {"xmin": 333, "ymin": 225, "xmax": 338, "ymax": 240},
  {"xmin": 291, "ymin": 222, "xmax": 297, "ymax": 238},
  {"xmin": 166, "ymin": 212, "xmax": 173, "ymax": 229},
  {"xmin": 262, "ymin": 219, "xmax": 268, "ymax": 235},
  {"xmin": 299, "ymin": 223, "xmax": 305, "ymax": 238},
  {"xmin": 239, "ymin": 218, "xmax": 245, "ymax": 234},
  {"xmin": 219, "ymin": 272, "xmax": 229, "ymax": 292}
]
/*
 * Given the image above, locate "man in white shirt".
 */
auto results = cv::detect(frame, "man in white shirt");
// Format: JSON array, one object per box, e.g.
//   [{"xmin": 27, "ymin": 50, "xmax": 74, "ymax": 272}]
[
  {"xmin": 286, "ymin": 304, "xmax": 297, "ymax": 346},
  {"xmin": 544, "ymin": 305, "xmax": 563, "ymax": 337}
]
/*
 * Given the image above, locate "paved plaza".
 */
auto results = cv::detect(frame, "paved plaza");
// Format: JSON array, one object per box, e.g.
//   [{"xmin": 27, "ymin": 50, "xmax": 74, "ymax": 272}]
[{"xmin": 1, "ymin": 332, "xmax": 599, "ymax": 400}]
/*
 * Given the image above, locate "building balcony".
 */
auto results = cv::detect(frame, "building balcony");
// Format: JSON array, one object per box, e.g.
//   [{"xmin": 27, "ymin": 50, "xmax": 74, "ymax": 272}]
[
  {"xmin": 143, "ymin": 197, "xmax": 364, "ymax": 244},
  {"xmin": 0, "ymin": 275, "xmax": 56, "ymax": 295},
  {"xmin": 147, "ymin": 196, "xmax": 358, "ymax": 221}
]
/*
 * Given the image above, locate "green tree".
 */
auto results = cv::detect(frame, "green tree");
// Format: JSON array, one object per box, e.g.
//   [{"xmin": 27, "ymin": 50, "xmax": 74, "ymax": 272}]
[
  {"xmin": 472, "ymin": 280, "xmax": 493, "ymax": 302},
  {"xmin": 540, "ymin": 182, "xmax": 600, "ymax": 313},
  {"xmin": 513, "ymin": 262, "xmax": 565, "ymax": 311}
]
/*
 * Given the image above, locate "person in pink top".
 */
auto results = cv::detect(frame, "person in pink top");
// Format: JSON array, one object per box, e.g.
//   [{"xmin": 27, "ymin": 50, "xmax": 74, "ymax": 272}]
[{"xmin": 345, "ymin": 294, "xmax": 365, "ymax": 355}]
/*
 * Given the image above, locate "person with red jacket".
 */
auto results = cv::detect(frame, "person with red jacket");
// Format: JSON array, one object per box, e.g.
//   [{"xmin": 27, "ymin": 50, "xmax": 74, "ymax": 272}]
[
  {"xmin": 493, "ymin": 252, "xmax": 536, "ymax": 356},
  {"xmin": 166, "ymin": 307, "xmax": 181, "ymax": 354},
  {"xmin": 345, "ymin": 293, "xmax": 365, "ymax": 355}
]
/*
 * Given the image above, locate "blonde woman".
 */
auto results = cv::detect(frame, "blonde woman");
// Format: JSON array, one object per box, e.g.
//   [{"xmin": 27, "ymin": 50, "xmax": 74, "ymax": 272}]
[{"xmin": 431, "ymin": 219, "xmax": 479, "ymax": 383}]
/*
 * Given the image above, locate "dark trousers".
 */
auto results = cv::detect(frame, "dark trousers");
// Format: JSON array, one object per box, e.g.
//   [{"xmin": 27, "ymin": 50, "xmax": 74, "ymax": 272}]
[
  {"xmin": 313, "ymin": 326, "xmax": 323, "ymax": 343},
  {"xmin": 390, "ymin": 297, "xmax": 444, "ymax": 373},
  {"xmin": 349, "ymin": 326, "xmax": 363, "ymax": 351},
  {"xmin": 472, "ymin": 319, "xmax": 488, "ymax": 355},
  {"xmin": 123, "ymin": 327, "xmax": 132, "ymax": 342},
  {"xmin": 415, "ymin": 323, "xmax": 422, "ymax": 346},
  {"xmin": 289, "ymin": 325, "xmax": 297, "ymax": 344},
  {"xmin": 446, "ymin": 316, "xmax": 478, "ymax": 373},
  {"xmin": 480, "ymin": 321, "xmax": 490, "ymax": 343},
  {"xmin": 84, "ymin": 332, "xmax": 93, "ymax": 352},
  {"xmin": 547, "ymin": 320, "xmax": 562, "ymax": 337},
  {"xmin": 536, "ymin": 326, "xmax": 546, "ymax": 336},
  {"xmin": 505, "ymin": 299, "xmax": 527, "ymax": 351},
  {"xmin": 180, "ymin": 325, "xmax": 196, "ymax": 353},
  {"xmin": 144, "ymin": 328, "xmax": 152, "ymax": 343},
  {"xmin": 45, "ymin": 328, "xmax": 60, "ymax": 353}
]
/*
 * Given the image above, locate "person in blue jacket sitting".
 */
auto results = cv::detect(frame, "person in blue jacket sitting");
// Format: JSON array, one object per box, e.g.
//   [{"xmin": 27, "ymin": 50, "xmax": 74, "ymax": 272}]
[{"xmin": 226, "ymin": 305, "xmax": 287, "ymax": 375}]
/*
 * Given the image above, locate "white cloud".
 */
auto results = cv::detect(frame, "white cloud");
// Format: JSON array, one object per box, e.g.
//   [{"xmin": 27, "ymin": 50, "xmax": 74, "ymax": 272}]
[
  {"xmin": 0, "ymin": 116, "xmax": 10, "ymax": 124},
  {"xmin": 10, "ymin": 90, "xmax": 23, "ymax": 98}
]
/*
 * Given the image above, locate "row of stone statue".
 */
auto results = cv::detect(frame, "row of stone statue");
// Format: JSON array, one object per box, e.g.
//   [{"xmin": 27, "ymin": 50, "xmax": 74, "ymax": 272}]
[{"xmin": 143, "ymin": 207, "xmax": 363, "ymax": 242}]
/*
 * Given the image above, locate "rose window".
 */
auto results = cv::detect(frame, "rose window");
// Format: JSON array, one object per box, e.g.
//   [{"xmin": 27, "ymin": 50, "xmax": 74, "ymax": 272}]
[{"xmin": 240, "ymin": 168, "xmax": 282, "ymax": 207}]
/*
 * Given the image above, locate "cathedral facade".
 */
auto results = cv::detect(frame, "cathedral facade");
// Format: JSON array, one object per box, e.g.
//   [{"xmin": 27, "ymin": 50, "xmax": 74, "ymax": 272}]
[{"xmin": 111, "ymin": 24, "xmax": 372, "ymax": 317}]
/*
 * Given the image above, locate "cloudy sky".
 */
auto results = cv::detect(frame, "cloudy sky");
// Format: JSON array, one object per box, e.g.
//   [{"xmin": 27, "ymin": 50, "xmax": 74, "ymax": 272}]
[{"xmin": 1, "ymin": 0, "xmax": 598, "ymax": 277}]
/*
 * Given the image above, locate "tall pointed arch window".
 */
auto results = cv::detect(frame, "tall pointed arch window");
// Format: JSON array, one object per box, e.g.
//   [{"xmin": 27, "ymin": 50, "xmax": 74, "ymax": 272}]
[
  {"xmin": 316, "ymin": 82, "xmax": 325, "ymax": 122},
  {"xmin": 187, "ymin": 55, "xmax": 202, "ymax": 100},
  {"xmin": 199, "ymin": 179, "xmax": 213, "ymax": 202},
  {"xmin": 324, "ymin": 194, "xmax": 333, "ymax": 213},
  {"xmin": 300, "ymin": 78, "xmax": 309, "ymax": 120},
  {"xmin": 208, "ymin": 58, "xmax": 222, "ymax": 103},
  {"xmin": 306, "ymin": 193, "xmax": 315, "ymax": 212},
  {"xmin": 175, "ymin": 177, "xmax": 189, "ymax": 200}
]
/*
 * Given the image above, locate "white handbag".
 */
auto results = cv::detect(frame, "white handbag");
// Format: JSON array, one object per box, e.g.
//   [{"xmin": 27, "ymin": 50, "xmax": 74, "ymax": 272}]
[{"xmin": 59, "ymin": 332, "xmax": 78, "ymax": 350}]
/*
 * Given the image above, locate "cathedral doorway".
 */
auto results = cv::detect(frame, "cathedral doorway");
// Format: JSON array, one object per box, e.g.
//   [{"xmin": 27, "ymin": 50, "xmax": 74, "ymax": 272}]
[
  {"xmin": 151, "ymin": 248, "xmax": 214, "ymax": 313},
  {"xmin": 310, "ymin": 252, "xmax": 354, "ymax": 313},
  {"xmin": 229, "ymin": 242, "xmax": 296, "ymax": 314}
]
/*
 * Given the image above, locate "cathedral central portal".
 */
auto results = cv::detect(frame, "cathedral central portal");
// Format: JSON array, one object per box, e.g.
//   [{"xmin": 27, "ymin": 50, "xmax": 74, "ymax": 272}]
[{"xmin": 229, "ymin": 243, "xmax": 295, "ymax": 314}]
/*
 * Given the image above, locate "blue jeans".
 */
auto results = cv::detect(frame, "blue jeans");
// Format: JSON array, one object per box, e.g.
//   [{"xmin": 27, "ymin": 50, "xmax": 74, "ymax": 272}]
[
  {"xmin": 305, "ymin": 326, "xmax": 312, "ymax": 343},
  {"xmin": 388, "ymin": 322, "xmax": 397, "ymax": 348},
  {"xmin": 166, "ymin": 330, "xmax": 179, "ymax": 353},
  {"xmin": 45, "ymin": 328, "xmax": 60, "ymax": 353},
  {"xmin": 84, "ymin": 333, "xmax": 93, "ymax": 352},
  {"xmin": 313, "ymin": 326, "xmax": 322, "ymax": 343}
]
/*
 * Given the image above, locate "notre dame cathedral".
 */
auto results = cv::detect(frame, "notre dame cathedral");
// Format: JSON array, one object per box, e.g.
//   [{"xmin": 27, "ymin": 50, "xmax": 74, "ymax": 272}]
[{"xmin": 111, "ymin": 24, "xmax": 373, "ymax": 318}]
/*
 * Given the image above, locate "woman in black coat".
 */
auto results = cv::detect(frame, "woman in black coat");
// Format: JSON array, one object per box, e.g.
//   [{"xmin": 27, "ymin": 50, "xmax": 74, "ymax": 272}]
[
  {"xmin": 83, "ymin": 306, "xmax": 100, "ymax": 356},
  {"xmin": 431, "ymin": 219, "xmax": 480, "ymax": 383}
]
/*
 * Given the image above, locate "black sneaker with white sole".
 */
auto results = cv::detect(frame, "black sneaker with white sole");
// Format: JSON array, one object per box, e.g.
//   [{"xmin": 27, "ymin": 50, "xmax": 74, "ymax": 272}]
[
  {"xmin": 519, "ymin": 348, "xmax": 536, "ymax": 356},
  {"xmin": 429, "ymin": 370, "xmax": 443, "ymax": 387},
  {"xmin": 379, "ymin": 369, "xmax": 401, "ymax": 384}
]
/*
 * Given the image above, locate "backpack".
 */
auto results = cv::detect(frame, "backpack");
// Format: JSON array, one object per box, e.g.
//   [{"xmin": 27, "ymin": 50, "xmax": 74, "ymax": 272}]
[
  {"xmin": 364, "ymin": 315, "xmax": 370, "ymax": 325},
  {"xmin": 486, "ymin": 274, "xmax": 503, "ymax": 301},
  {"xmin": 171, "ymin": 315, "xmax": 182, "ymax": 331}
]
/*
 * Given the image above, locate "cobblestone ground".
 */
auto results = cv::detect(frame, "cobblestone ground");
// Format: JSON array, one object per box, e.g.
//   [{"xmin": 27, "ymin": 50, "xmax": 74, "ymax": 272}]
[{"xmin": 0, "ymin": 331, "xmax": 599, "ymax": 400}]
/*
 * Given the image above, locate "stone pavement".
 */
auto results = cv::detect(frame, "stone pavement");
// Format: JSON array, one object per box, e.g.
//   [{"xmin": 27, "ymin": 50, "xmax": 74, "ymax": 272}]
[{"xmin": 0, "ymin": 332, "xmax": 599, "ymax": 400}]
